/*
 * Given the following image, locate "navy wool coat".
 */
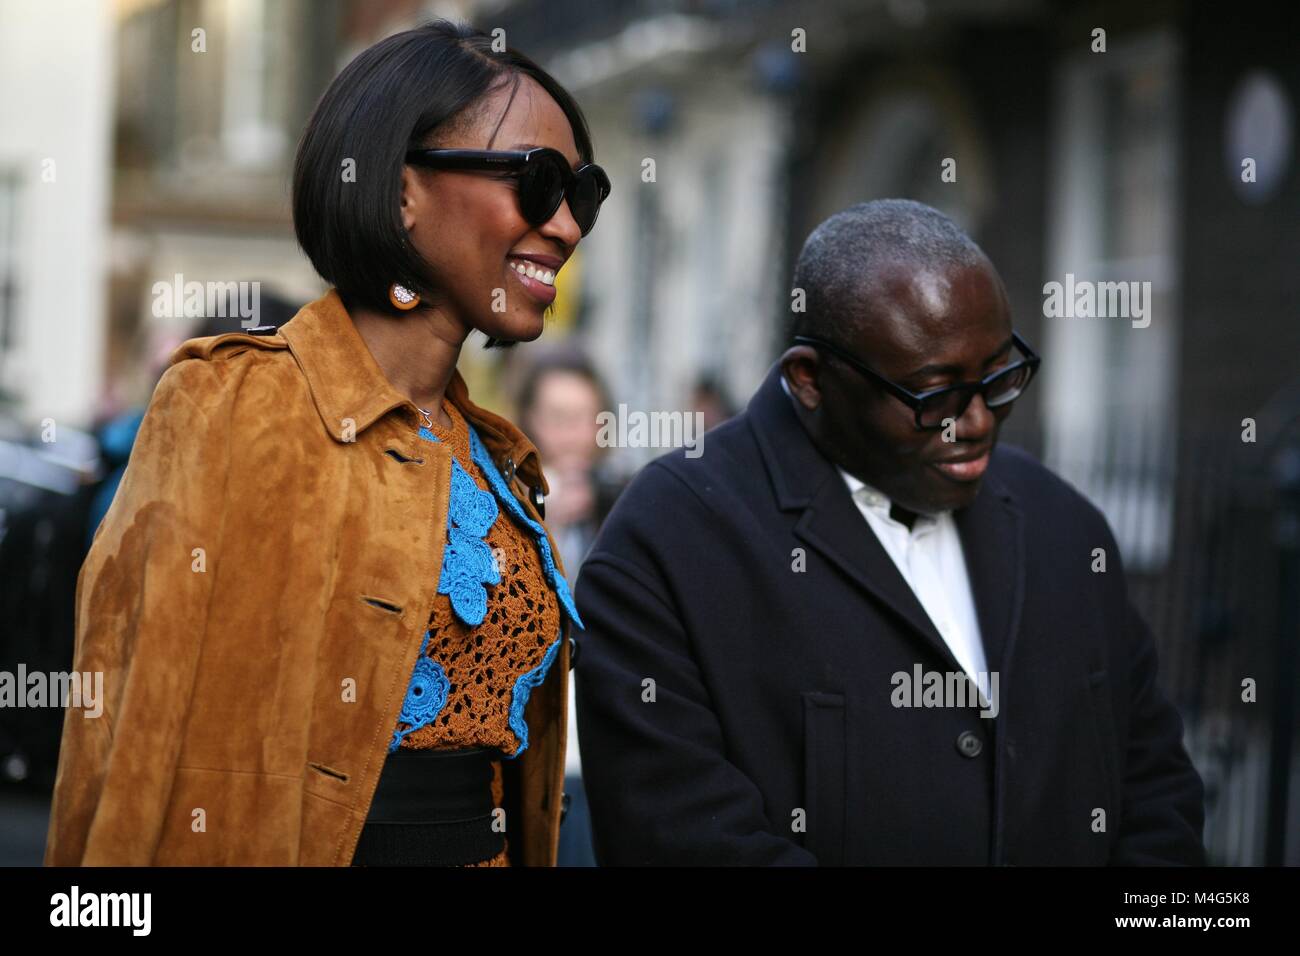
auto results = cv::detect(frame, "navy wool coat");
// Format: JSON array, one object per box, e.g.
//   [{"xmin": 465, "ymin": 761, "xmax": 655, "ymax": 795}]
[{"xmin": 573, "ymin": 364, "xmax": 1205, "ymax": 866}]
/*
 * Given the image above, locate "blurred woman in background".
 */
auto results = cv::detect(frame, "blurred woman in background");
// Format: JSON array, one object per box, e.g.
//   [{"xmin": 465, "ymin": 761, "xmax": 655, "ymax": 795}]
[{"xmin": 516, "ymin": 349, "xmax": 624, "ymax": 866}]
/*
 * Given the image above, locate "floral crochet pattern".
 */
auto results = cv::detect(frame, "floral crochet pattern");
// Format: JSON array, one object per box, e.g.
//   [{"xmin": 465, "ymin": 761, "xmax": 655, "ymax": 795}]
[
  {"xmin": 463, "ymin": 424, "xmax": 583, "ymax": 756},
  {"xmin": 390, "ymin": 403, "xmax": 584, "ymax": 758},
  {"xmin": 390, "ymin": 630, "xmax": 450, "ymax": 751},
  {"xmin": 435, "ymin": 449, "xmax": 501, "ymax": 626},
  {"xmin": 466, "ymin": 424, "xmax": 583, "ymax": 629},
  {"xmin": 387, "ymin": 427, "xmax": 500, "ymax": 752}
]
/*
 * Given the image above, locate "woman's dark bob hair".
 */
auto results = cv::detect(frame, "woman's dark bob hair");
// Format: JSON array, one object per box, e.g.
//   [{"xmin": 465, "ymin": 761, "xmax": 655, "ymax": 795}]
[{"xmin": 292, "ymin": 19, "xmax": 596, "ymax": 322}]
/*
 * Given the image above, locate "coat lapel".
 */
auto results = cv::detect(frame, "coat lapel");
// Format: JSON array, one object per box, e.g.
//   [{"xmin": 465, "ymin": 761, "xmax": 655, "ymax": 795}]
[
  {"xmin": 952, "ymin": 468, "xmax": 1025, "ymax": 679},
  {"xmin": 749, "ymin": 365, "xmax": 959, "ymax": 671},
  {"xmin": 748, "ymin": 363, "xmax": 1024, "ymax": 678},
  {"xmin": 793, "ymin": 478, "xmax": 966, "ymax": 674}
]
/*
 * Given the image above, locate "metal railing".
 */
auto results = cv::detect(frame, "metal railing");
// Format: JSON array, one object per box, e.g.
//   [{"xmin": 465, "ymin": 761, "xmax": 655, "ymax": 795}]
[{"xmin": 1004, "ymin": 418, "xmax": 1298, "ymax": 866}]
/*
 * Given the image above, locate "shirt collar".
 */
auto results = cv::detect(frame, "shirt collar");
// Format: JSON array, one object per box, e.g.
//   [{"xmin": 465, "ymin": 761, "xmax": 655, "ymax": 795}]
[
  {"xmin": 838, "ymin": 467, "xmax": 887, "ymax": 511},
  {"xmin": 838, "ymin": 467, "xmax": 942, "ymax": 532},
  {"xmin": 274, "ymin": 288, "xmax": 548, "ymax": 493},
  {"xmin": 779, "ymin": 372, "xmax": 796, "ymax": 400}
]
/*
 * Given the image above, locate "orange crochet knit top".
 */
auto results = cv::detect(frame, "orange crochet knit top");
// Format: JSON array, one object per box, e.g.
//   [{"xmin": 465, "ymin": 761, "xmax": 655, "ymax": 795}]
[{"xmin": 392, "ymin": 398, "xmax": 563, "ymax": 867}]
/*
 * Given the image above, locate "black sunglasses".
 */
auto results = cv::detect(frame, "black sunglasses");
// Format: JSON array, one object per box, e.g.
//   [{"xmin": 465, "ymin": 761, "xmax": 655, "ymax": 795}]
[
  {"xmin": 792, "ymin": 330, "xmax": 1042, "ymax": 430},
  {"xmin": 404, "ymin": 147, "xmax": 611, "ymax": 236}
]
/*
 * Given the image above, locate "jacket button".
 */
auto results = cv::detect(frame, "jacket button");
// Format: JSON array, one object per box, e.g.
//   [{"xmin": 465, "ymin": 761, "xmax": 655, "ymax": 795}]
[
  {"xmin": 502, "ymin": 457, "xmax": 516, "ymax": 483},
  {"xmin": 560, "ymin": 791, "xmax": 571, "ymax": 824},
  {"xmin": 530, "ymin": 485, "xmax": 545, "ymax": 519},
  {"xmin": 956, "ymin": 730, "xmax": 983, "ymax": 758},
  {"xmin": 568, "ymin": 634, "xmax": 580, "ymax": 669}
]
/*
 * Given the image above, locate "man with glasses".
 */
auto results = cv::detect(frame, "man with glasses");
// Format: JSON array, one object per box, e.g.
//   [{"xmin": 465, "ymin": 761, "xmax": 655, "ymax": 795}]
[{"xmin": 574, "ymin": 199, "xmax": 1205, "ymax": 866}]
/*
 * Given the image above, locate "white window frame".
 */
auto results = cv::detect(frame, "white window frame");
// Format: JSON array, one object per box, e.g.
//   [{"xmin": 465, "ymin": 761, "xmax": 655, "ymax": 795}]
[{"xmin": 1043, "ymin": 29, "xmax": 1182, "ymax": 570}]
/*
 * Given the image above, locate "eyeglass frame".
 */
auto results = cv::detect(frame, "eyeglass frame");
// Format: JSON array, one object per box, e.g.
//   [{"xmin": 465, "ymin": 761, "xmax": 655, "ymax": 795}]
[
  {"xmin": 402, "ymin": 146, "xmax": 612, "ymax": 234},
  {"xmin": 791, "ymin": 329, "xmax": 1042, "ymax": 430}
]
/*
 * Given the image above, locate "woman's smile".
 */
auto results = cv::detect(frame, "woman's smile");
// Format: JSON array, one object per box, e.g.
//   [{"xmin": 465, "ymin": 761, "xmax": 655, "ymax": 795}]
[{"xmin": 507, "ymin": 254, "xmax": 560, "ymax": 304}]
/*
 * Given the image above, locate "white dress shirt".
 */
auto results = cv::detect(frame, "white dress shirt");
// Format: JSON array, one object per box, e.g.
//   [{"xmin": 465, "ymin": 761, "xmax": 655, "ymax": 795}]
[{"xmin": 837, "ymin": 467, "xmax": 988, "ymax": 683}]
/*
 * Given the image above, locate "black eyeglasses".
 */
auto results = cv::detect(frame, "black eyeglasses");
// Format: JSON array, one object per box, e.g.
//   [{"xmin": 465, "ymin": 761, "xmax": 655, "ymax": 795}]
[
  {"xmin": 792, "ymin": 330, "xmax": 1041, "ymax": 430},
  {"xmin": 404, "ymin": 147, "xmax": 611, "ymax": 236}
]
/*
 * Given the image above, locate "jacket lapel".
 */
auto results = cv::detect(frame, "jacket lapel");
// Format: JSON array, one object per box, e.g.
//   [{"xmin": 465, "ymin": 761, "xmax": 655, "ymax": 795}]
[
  {"xmin": 446, "ymin": 369, "xmax": 549, "ymax": 499},
  {"xmin": 749, "ymin": 365, "xmax": 959, "ymax": 671},
  {"xmin": 952, "ymin": 470, "xmax": 1025, "ymax": 679},
  {"xmin": 748, "ymin": 363, "xmax": 1023, "ymax": 677}
]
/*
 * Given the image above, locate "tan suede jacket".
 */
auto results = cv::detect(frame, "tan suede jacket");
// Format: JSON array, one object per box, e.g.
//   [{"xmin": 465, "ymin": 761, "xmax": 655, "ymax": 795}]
[{"xmin": 44, "ymin": 288, "xmax": 573, "ymax": 866}]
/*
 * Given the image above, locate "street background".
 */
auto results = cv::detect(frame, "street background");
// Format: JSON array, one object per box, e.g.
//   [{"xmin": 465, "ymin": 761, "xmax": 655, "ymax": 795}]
[{"xmin": 0, "ymin": 0, "xmax": 1297, "ymax": 865}]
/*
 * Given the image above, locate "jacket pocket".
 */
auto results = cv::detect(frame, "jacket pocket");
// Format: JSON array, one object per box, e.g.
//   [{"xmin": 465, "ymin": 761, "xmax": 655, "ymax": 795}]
[{"xmin": 802, "ymin": 691, "xmax": 847, "ymax": 866}]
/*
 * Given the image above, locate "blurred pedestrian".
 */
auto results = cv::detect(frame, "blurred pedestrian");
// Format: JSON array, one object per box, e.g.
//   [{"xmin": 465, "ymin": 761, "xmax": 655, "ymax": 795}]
[{"xmin": 516, "ymin": 348, "xmax": 623, "ymax": 866}]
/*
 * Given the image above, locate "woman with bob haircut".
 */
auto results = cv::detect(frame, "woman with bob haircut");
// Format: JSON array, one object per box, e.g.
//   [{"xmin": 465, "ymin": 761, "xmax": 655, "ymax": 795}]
[{"xmin": 45, "ymin": 19, "xmax": 610, "ymax": 868}]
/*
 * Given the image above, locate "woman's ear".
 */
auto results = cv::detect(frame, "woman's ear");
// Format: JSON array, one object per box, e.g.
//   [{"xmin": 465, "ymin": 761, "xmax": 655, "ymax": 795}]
[{"xmin": 399, "ymin": 165, "xmax": 420, "ymax": 232}]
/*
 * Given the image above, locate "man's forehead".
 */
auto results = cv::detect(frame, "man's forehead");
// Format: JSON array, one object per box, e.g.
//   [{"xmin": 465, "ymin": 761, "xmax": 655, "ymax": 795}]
[
  {"xmin": 845, "ymin": 258, "xmax": 1008, "ymax": 364},
  {"xmin": 871, "ymin": 261, "xmax": 964, "ymax": 316}
]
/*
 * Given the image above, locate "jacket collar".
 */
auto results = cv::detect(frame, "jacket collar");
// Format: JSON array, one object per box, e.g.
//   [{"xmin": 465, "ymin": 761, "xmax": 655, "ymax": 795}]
[
  {"xmin": 277, "ymin": 289, "xmax": 548, "ymax": 493},
  {"xmin": 746, "ymin": 362, "xmax": 1023, "ymax": 676}
]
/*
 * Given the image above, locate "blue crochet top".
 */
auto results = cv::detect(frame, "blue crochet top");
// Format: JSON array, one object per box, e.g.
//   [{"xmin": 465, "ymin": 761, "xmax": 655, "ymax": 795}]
[{"xmin": 390, "ymin": 405, "xmax": 582, "ymax": 758}]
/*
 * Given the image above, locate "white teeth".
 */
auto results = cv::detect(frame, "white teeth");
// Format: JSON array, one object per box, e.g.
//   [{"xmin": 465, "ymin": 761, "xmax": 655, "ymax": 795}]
[{"xmin": 510, "ymin": 259, "xmax": 556, "ymax": 286}]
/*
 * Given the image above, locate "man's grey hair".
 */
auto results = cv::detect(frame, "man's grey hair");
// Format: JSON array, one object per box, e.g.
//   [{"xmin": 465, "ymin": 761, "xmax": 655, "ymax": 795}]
[{"xmin": 789, "ymin": 199, "xmax": 989, "ymax": 341}]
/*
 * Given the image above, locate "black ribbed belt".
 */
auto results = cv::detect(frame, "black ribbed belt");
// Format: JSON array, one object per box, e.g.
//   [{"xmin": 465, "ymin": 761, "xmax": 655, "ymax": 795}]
[{"xmin": 351, "ymin": 746, "xmax": 504, "ymax": 866}]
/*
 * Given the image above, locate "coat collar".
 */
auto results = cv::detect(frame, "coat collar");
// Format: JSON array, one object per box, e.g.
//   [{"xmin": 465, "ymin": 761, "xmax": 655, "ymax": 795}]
[
  {"xmin": 276, "ymin": 288, "xmax": 548, "ymax": 494},
  {"xmin": 746, "ymin": 362, "xmax": 1023, "ymax": 677}
]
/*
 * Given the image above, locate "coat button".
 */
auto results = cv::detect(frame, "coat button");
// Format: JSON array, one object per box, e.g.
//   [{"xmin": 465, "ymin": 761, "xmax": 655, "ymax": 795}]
[
  {"xmin": 956, "ymin": 730, "xmax": 983, "ymax": 758},
  {"xmin": 530, "ymin": 485, "xmax": 545, "ymax": 520},
  {"xmin": 502, "ymin": 457, "xmax": 516, "ymax": 483},
  {"xmin": 560, "ymin": 791, "xmax": 571, "ymax": 824},
  {"xmin": 568, "ymin": 634, "xmax": 580, "ymax": 669}
]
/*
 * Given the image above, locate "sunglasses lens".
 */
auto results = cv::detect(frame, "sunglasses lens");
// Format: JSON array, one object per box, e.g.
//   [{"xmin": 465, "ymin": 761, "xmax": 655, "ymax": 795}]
[
  {"xmin": 518, "ymin": 157, "xmax": 565, "ymax": 225},
  {"xmin": 517, "ymin": 153, "xmax": 608, "ymax": 234},
  {"xmin": 570, "ymin": 167, "xmax": 610, "ymax": 234}
]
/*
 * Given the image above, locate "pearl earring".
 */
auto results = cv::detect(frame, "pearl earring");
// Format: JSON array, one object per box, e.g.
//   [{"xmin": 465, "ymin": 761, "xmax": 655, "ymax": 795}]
[{"xmin": 389, "ymin": 283, "xmax": 420, "ymax": 310}]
